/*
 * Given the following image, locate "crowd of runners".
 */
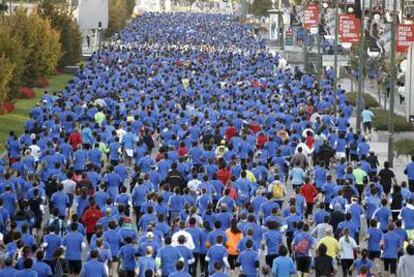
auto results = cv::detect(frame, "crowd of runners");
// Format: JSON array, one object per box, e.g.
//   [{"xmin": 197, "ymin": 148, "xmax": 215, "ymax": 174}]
[{"xmin": 1, "ymin": 12, "xmax": 414, "ymax": 277}]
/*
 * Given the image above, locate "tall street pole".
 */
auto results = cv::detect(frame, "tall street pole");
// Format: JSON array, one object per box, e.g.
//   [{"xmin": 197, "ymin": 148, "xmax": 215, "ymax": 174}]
[
  {"xmin": 317, "ymin": 1, "xmax": 322, "ymax": 85},
  {"xmin": 356, "ymin": 0, "xmax": 366, "ymax": 132},
  {"xmin": 388, "ymin": 0, "xmax": 398, "ymax": 166},
  {"xmin": 333, "ymin": 0, "xmax": 340, "ymax": 114}
]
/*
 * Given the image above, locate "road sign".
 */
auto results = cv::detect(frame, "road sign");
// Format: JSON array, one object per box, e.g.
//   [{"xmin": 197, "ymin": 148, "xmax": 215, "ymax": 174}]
[
  {"xmin": 339, "ymin": 14, "xmax": 360, "ymax": 43},
  {"xmin": 303, "ymin": 5, "xmax": 319, "ymax": 30},
  {"xmin": 396, "ymin": 24, "xmax": 414, "ymax": 53}
]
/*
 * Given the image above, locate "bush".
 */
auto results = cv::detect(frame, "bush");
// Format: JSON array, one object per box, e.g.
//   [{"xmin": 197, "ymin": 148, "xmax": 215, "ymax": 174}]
[
  {"xmin": 34, "ymin": 77, "xmax": 50, "ymax": 88},
  {"xmin": 0, "ymin": 102, "xmax": 14, "ymax": 114},
  {"xmin": 372, "ymin": 109, "xmax": 414, "ymax": 132},
  {"xmin": 395, "ymin": 139, "xmax": 414, "ymax": 157},
  {"xmin": 19, "ymin": 87, "xmax": 36, "ymax": 99},
  {"xmin": 346, "ymin": 92, "xmax": 379, "ymax": 108}
]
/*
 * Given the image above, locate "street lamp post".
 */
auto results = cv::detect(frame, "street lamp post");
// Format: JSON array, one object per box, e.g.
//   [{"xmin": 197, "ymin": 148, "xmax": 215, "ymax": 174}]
[
  {"xmin": 317, "ymin": 1, "xmax": 323, "ymax": 86},
  {"xmin": 388, "ymin": 0, "xmax": 398, "ymax": 166},
  {"xmin": 333, "ymin": 0, "xmax": 340, "ymax": 114},
  {"xmin": 356, "ymin": 0, "xmax": 366, "ymax": 132}
]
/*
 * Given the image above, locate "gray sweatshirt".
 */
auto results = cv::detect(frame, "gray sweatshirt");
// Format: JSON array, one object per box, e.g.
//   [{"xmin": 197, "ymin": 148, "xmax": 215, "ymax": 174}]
[{"xmin": 397, "ymin": 255, "xmax": 414, "ymax": 277}]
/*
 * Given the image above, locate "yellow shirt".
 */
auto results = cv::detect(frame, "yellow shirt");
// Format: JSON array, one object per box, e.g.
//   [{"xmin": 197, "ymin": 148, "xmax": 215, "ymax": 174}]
[
  {"xmin": 246, "ymin": 170, "xmax": 257, "ymax": 183},
  {"xmin": 318, "ymin": 236, "xmax": 341, "ymax": 258}
]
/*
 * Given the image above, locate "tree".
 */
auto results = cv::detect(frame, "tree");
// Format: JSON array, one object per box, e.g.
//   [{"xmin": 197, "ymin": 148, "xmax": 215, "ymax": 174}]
[
  {"xmin": 125, "ymin": 0, "xmax": 136, "ymax": 17},
  {"xmin": 106, "ymin": 0, "xmax": 128, "ymax": 38},
  {"xmin": 8, "ymin": 9, "xmax": 61, "ymax": 86},
  {"xmin": 0, "ymin": 22, "xmax": 28, "ymax": 94},
  {"xmin": 249, "ymin": 0, "xmax": 272, "ymax": 16},
  {"xmin": 0, "ymin": 55, "xmax": 15, "ymax": 106},
  {"xmin": 38, "ymin": 0, "xmax": 82, "ymax": 68}
]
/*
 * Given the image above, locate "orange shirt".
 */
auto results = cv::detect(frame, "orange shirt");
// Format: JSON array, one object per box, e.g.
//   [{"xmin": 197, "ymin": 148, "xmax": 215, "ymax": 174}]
[{"xmin": 225, "ymin": 229, "xmax": 243, "ymax": 255}]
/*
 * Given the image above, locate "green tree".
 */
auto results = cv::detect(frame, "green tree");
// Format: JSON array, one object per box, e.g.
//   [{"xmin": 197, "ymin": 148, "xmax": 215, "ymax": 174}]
[
  {"xmin": 249, "ymin": 0, "xmax": 272, "ymax": 16},
  {"xmin": 8, "ymin": 9, "xmax": 61, "ymax": 86},
  {"xmin": 106, "ymin": 0, "xmax": 128, "ymax": 37},
  {"xmin": 0, "ymin": 22, "xmax": 28, "ymax": 94},
  {"xmin": 125, "ymin": 0, "xmax": 136, "ymax": 17},
  {"xmin": 38, "ymin": 0, "xmax": 82, "ymax": 68},
  {"xmin": 0, "ymin": 55, "xmax": 15, "ymax": 106}
]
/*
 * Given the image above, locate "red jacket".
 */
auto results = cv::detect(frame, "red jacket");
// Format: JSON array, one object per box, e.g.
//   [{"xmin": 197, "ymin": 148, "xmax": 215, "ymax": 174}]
[
  {"xmin": 177, "ymin": 146, "xmax": 188, "ymax": 157},
  {"xmin": 225, "ymin": 126, "xmax": 237, "ymax": 142},
  {"xmin": 257, "ymin": 135, "xmax": 268, "ymax": 149},
  {"xmin": 82, "ymin": 206, "xmax": 103, "ymax": 234},
  {"xmin": 225, "ymin": 185, "xmax": 238, "ymax": 200},
  {"xmin": 249, "ymin": 122, "xmax": 261, "ymax": 134},
  {"xmin": 69, "ymin": 131, "xmax": 82, "ymax": 150},
  {"xmin": 217, "ymin": 168, "xmax": 232, "ymax": 185},
  {"xmin": 300, "ymin": 183, "xmax": 318, "ymax": 204}
]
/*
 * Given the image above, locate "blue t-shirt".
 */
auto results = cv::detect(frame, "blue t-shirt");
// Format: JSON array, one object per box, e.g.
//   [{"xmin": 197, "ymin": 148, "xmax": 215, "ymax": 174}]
[
  {"xmin": 272, "ymin": 256, "xmax": 297, "ymax": 277},
  {"xmin": 264, "ymin": 230, "xmax": 282, "ymax": 255},
  {"xmin": 118, "ymin": 244, "xmax": 138, "ymax": 271},
  {"xmin": 236, "ymin": 249, "xmax": 259, "ymax": 277},
  {"xmin": 405, "ymin": 162, "xmax": 414, "ymax": 180},
  {"xmin": 206, "ymin": 244, "xmax": 228, "ymax": 274},
  {"xmin": 62, "ymin": 231, "xmax": 84, "ymax": 260},
  {"xmin": 157, "ymin": 245, "xmax": 182, "ymax": 276},
  {"xmin": 33, "ymin": 260, "xmax": 53, "ymax": 277},
  {"xmin": 137, "ymin": 256, "xmax": 157, "ymax": 277},
  {"xmin": 382, "ymin": 231, "xmax": 402, "ymax": 258},
  {"xmin": 401, "ymin": 206, "xmax": 414, "ymax": 229},
  {"xmin": 43, "ymin": 233, "xmax": 62, "ymax": 261},
  {"xmin": 81, "ymin": 259, "xmax": 108, "ymax": 277}
]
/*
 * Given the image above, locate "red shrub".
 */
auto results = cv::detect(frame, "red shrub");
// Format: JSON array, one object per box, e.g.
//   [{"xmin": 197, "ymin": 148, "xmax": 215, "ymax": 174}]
[
  {"xmin": 0, "ymin": 102, "xmax": 14, "ymax": 114},
  {"xmin": 34, "ymin": 77, "xmax": 50, "ymax": 88},
  {"xmin": 19, "ymin": 86, "xmax": 36, "ymax": 99}
]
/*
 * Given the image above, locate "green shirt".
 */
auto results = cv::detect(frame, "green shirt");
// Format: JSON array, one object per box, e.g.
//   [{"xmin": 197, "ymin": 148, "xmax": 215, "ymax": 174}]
[
  {"xmin": 94, "ymin": 112, "xmax": 106, "ymax": 126},
  {"xmin": 98, "ymin": 142, "xmax": 109, "ymax": 154},
  {"xmin": 353, "ymin": 168, "xmax": 367, "ymax": 186}
]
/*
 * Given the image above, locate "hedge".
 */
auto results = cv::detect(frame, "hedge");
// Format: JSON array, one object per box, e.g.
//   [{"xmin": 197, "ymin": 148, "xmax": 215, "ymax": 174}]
[
  {"xmin": 346, "ymin": 92, "xmax": 379, "ymax": 108},
  {"xmin": 372, "ymin": 109, "xmax": 414, "ymax": 132},
  {"xmin": 395, "ymin": 139, "xmax": 414, "ymax": 157}
]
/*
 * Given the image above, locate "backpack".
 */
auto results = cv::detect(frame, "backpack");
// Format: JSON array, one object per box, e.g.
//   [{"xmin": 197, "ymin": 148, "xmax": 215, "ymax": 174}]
[
  {"xmin": 294, "ymin": 237, "xmax": 310, "ymax": 255},
  {"xmin": 350, "ymin": 141, "xmax": 358, "ymax": 151},
  {"xmin": 272, "ymin": 182, "xmax": 284, "ymax": 199}
]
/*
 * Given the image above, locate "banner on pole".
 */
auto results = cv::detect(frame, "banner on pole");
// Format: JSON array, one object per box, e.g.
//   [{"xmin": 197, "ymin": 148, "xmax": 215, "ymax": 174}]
[
  {"xmin": 303, "ymin": 5, "xmax": 319, "ymax": 30},
  {"xmin": 339, "ymin": 14, "xmax": 360, "ymax": 43},
  {"xmin": 397, "ymin": 24, "xmax": 414, "ymax": 53}
]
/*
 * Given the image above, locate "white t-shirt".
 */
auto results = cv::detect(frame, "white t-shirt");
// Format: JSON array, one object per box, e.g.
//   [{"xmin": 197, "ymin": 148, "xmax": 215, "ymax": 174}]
[
  {"xmin": 61, "ymin": 179, "xmax": 76, "ymax": 194},
  {"xmin": 339, "ymin": 236, "xmax": 357, "ymax": 259},
  {"xmin": 29, "ymin": 144, "xmax": 41, "ymax": 162}
]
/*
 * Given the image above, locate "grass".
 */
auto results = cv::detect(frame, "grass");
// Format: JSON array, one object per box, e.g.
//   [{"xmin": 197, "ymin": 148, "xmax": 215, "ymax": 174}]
[
  {"xmin": 372, "ymin": 108, "xmax": 414, "ymax": 132},
  {"xmin": 346, "ymin": 92, "xmax": 380, "ymax": 108},
  {"xmin": 0, "ymin": 73, "xmax": 73, "ymax": 152},
  {"xmin": 395, "ymin": 139, "xmax": 414, "ymax": 156}
]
